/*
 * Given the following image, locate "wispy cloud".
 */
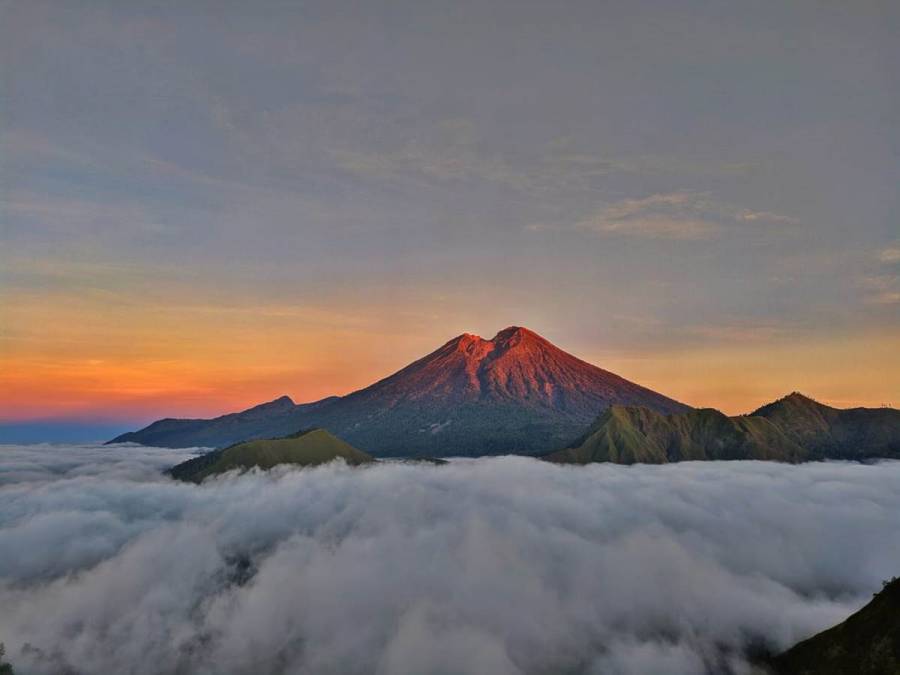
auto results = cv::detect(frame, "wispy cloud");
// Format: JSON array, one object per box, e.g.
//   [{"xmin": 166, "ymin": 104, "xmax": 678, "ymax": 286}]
[
  {"xmin": 591, "ymin": 217, "xmax": 720, "ymax": 240},
  {"xmin": 736, "ymin": 210, "xmax": 800, "ymax": 225},
  {"xmin": 877, "ymin": 247, "xmax": 900, "ymax": 264},
  {"xmin": 333, "ymin": 131, "xmax": 754, "ymax": 196},
  {"xmin": 334, "ymin": 147, "xmax": 529, "ymax": 189},
  {"xmin": 2, "ymin": 194, "xmax": 157, "ymax": 227},
  {"xmin": 573, "ymin": 191, "xmax": 797, "ymax": 241},
  {"xmin": 859, "ymin": 274, "xmax": 900, "ymax": 305},
  {"xmin": 334, "ymin": 144, "xmax": 628, "ymax": 194},
  {"xmin": 684, "ymin": 320, "xmax": 796, "ymax": 343}
]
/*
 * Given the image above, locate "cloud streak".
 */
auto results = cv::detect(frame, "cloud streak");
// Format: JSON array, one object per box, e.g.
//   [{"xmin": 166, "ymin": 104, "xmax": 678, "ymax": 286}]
[
  {"xmin": 860, "ymin": 274, "xmax": 900, "ymax": 305},
  {"xmin": 591, "ymin": 216, "xmax": 720, "ymax": 240},
  {"xmin": 2, "ymin": 445, "xmax": 899, "ymax": 674},
  {"xmin": 877, "ymin": 247, "xmax": 900, "ymax": 264},
  {"xmin": 575, "ymin": 192, "xmax": 798, "ymax": 240}
]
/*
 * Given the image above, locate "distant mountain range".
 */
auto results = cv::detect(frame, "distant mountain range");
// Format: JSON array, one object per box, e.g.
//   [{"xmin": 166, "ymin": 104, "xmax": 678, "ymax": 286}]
[
  {"xmin": 111, "ymin": 328, "xmax": 900, "ymax": 461},
  {"xmin": 544, "ymin": 393, "xmax": 900, "ymax": 464},
  {"xmin": 111, "ymin": 326, "xmax": 689, "ymax": 456}
]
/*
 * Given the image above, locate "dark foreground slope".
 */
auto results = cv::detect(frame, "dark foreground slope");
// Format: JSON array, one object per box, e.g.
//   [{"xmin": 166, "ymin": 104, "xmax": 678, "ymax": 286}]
[
  {"xmin": 112, "ymin": 327, "xmax": 689, "ymax": 457},
  {"xmin": 169, "ymin": 428, "xmax": 373, "ymax": 483},
  {"xmin": 770, "ymin": 577, "xmax": 900, "ymax": 675},
  {"xmin": 545, "ymin": 394, "xmax": 900, "ymax": 465},
  {"xmin": 544, "ymin": 405, "xmax": 807, "ymax": 464}
]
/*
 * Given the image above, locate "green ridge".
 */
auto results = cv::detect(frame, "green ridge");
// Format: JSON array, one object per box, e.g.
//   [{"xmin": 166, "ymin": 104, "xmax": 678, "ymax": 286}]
[
  {"xmin": 753, "ymin": 392, "xmax": 900, "ymax": 460},
  {"xmin": 545, "ymin": 393, "xmax": 900, "ymax": 465},
  {"xmin": 544, "ymin": 405, "xmax": 808, "ymax": 464},
  {"xmin": 169, "ymin": 428, "xmax": 374, "ymax": 483}
]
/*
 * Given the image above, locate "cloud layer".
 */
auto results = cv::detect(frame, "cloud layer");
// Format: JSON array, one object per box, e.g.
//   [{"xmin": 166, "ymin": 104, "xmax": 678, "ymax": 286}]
[{"xmin": 2, "ymin": 445, "xmax": 900, "ymax": 674}]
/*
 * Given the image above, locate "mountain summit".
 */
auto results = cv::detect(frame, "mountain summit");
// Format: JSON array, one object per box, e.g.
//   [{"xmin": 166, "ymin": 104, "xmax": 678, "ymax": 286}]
[
  {"xmin": 341, "ymin": 326, "xmax": 686, "ymax": 417},
  {"xmin": 111, "ymin": 326, "xmax": 689, "ymax": 456}
]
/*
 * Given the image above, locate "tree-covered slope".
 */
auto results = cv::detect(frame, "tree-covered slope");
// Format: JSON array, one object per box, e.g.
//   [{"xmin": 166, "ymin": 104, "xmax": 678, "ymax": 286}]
[
  {"xmin": 0, "ymin": 643, "xmax": 13, "ymax": 675},
  {"xmin": 753, "ymin": 392, "xmax": 900, "ymax": 460},
  {"xmin": 169, "ymin": 428, "xmax": 373, "ymax": 483},
  {"xmin": 770, "ymin": 577, "xmax": 900, "ymax": 674},
  {"xmin": 544, "ymin": 405, "xmax": 807, "ymax": 464}
]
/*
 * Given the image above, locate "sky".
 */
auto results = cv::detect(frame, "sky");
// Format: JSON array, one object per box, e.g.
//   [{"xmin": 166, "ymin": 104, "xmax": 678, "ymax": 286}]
[{"xmin": 1, "ymin": 0, "xmax": 899, "ymax": 436}]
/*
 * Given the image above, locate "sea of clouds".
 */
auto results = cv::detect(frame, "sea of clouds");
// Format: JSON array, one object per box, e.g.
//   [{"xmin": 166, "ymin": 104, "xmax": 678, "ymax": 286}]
[{"xmin": 1, "ymin": 444, "xmax": 899, "ymax": 675}]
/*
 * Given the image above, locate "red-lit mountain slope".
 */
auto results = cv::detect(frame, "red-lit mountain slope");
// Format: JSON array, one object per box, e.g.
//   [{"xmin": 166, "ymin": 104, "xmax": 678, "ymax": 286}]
[{"xmin": 112, "ymin": 327, "xmax": 689, "ymax": 456}]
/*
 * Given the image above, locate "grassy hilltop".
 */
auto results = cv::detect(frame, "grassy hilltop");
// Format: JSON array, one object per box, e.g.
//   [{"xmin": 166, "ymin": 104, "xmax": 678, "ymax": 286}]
[{"xmin": 169, "ymin": 428, "xmax": 374, "ymax": 483}]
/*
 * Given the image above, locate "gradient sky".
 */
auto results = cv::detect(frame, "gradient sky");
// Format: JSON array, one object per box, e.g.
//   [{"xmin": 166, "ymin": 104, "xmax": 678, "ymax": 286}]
[{"xmin": 2, "ymin": 1, "xmax": 899, "ymax": 437}]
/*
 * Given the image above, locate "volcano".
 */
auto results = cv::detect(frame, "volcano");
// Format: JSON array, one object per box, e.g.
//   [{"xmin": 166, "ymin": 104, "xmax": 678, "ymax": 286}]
[{"xmin": 111, "ymin": 326, "xmax": 689, "ymax": 456}]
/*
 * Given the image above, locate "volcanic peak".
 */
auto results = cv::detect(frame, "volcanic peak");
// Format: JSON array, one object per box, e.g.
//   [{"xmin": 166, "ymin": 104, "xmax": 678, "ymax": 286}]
[
  {"xmin": 111, "ymin": 326, "xmax": 691, "ymax": 454},
  {"xmin": 450, "ymin": 326, "xmax": 543, "ymax": 354}
]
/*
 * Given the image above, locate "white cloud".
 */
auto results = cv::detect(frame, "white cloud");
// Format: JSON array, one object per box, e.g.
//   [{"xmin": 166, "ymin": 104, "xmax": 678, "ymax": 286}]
[{"xmin": 2, "ymin": 445, "xmax": 899, "ymax": 674}]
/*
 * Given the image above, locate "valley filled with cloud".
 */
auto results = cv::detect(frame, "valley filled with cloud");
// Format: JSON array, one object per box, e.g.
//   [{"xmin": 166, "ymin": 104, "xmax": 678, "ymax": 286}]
[{"xmin": 1, "ymin": 445, "xmax": 899, "ymax": 674}]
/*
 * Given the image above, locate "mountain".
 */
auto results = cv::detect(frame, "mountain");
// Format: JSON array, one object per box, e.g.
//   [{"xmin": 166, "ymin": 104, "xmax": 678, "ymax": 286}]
[
  {"xmin": 111, "ymin": 395, "xmax": 338, "ymax": 448},
  {"xmin": 545, "ymin": 394, "xmax": 900, "ymax": 465},
  {"xmin": 169, "ymin": 428, "xmax": 373, "ymax": 483},
  {"xmin": 111, "ymin": 326, "xmax": 690, "ymax": 457},
  {"xmin": 769, "ymin": 577, "xmax": 900, "ymax": 674},
  {"xmin": 752, "ymin": 392, "xmax": 900, "ymax": 460},
  {"xmin": 544, "ymin": 405, "xmax": 807, "ymax": 464}
]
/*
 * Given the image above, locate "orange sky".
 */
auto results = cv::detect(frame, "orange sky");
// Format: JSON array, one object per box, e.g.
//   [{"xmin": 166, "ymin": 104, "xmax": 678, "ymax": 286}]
[
  {"xmin": 3, "ymin": 2, "xmax": 899, "ymax": 429},
  {"xmin": 3, "ymin": 283, "xmax": 898, "ymax": 423}
]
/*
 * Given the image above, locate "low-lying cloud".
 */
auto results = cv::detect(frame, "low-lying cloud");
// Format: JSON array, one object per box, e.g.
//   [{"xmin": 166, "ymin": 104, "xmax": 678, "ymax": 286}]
[{"xmin": 1, "ymin": 444, "xmax": 899, "ymax": 675}]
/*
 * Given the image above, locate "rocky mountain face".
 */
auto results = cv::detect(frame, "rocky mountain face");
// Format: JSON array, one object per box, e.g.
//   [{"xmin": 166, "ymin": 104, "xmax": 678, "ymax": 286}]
[{"xmin": 111, "ymin": 326, "xmax": 689, "ymax": 456}]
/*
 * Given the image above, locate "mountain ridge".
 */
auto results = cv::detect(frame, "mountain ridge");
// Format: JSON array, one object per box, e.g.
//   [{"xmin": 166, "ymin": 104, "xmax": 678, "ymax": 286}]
[
  {"xmin": 111, "ymin": 395, "xmax": 339, "ymax": 449},
  {"xmin": 544, "ymin": 405, "xmax": 808, "ymax": 464},
  {"xmin": 545, "ymin": 394, "xmax": 900, "ymax": 465},
  {"xmin": 110, "ymin": 326, "xmax": 689, "ymax": 456},
  {"xmin": 752, "ymin": 392, "xmax": 900, "ymax": 460}
]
